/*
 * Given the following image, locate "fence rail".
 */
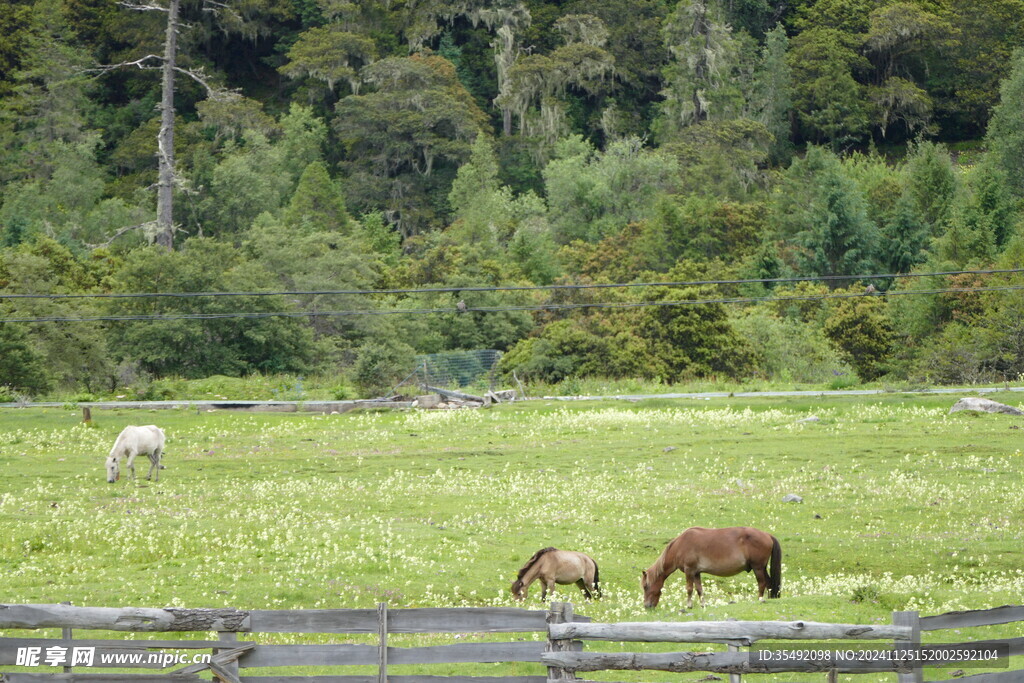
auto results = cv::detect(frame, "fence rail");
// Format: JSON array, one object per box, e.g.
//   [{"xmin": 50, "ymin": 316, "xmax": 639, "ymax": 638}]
[
  {"xmin": 1, "ymin": 603, "xmax": 1021, "ymax": 683},
  {"xmin": 541, "ymin": 605, "xmax": 1023, "ymax": 683},
  {"xmin": 547, "ymin": 620, "xmax": 912, "ymax": 644},
  {"xmin": 0, "ymin": 606, "xmax": 560, "ymax": 635},
  {"xmin": 0, "ymin": 603, "xmax": 583, "ymax": 683}
]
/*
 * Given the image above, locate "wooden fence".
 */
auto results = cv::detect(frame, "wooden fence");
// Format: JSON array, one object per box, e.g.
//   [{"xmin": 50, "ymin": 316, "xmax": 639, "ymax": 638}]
[
  {"xmin": 0, "ymin": 602, "xmax": 586, "ymax": 683},
  {"xmin": 1, "ymin": 603, "xmax": 1022, "ymax": 683},
  {"xmin": 540, "ymin": 604, "xmax": 1024, "ymax": 683}
]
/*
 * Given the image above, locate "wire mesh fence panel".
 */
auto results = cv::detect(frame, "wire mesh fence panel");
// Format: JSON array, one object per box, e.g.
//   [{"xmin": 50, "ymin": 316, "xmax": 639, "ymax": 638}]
[{"xmin": 413, "ymin": 350, "xmax": 502, "ymax": 389}]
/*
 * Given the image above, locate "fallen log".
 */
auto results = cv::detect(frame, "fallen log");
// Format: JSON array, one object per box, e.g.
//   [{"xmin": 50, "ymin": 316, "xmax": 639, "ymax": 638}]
[{"xmin": 422, "ymin": 385, "xmax": 486, "ymax": 403}]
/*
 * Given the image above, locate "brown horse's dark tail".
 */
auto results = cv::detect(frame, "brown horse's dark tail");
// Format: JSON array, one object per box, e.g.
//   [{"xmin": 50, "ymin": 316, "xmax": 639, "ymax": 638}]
[
  {"xmin": 767, "ymin": 536, "xmax": 782, "ymax": 599},
  {"xmin": 592, "ymin": 558, "xmax": 602, "ymax": 599}
]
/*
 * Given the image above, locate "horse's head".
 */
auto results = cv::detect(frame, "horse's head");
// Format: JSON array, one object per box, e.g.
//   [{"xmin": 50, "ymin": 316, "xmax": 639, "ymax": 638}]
[
  {"xmin": 641, "ymin": 569, "xmax": 662, "ymax": 609},
  {"xmin": 105, "ymin": 456, "xmax": 120, "ymax": 483},
  {"xmin": 510, "ymin": 580, "xmax": 526, "ymax": 601}
]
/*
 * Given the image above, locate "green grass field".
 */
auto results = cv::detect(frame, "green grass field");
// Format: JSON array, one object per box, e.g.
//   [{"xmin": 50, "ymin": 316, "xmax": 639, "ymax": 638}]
[{"xmin": 1, "ymin": 394, "xmax": 1022, "ymax": 681}]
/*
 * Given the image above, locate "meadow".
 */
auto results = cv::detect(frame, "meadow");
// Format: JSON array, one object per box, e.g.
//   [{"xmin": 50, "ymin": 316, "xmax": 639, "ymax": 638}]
[{"xmin": 1, "ymin": 394, "xmax": 1022, "ymax": 682}]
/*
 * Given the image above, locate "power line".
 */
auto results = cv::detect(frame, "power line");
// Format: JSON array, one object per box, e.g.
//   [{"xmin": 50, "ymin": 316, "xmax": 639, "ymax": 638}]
[
  {"xmin": 3, "ymin": 284, "xmax": 1023, "ymax": 324},
  {"xmin": 1, "ymin": 267, "xmax": 1023, "ymax": 301}
]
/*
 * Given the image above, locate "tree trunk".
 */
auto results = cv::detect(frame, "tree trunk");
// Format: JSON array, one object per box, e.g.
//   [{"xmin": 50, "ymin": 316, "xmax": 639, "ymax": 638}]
[{"xmin": 155, "ymin": 0, "xmax": 179, "ymax": 250}]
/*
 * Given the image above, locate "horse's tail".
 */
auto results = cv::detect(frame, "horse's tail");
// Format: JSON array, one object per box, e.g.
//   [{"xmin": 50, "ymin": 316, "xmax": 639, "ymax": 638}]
[
  {"xmin": 516, "ymin": 547, "xmax": 557, "ymax": 581},
  {"xmin": 767, "ymin": 536, "xmax": 782, "ymax": 599},
  {"xmin": 591, "ymin": 557, "xmax": 602, "ymax": 599}
]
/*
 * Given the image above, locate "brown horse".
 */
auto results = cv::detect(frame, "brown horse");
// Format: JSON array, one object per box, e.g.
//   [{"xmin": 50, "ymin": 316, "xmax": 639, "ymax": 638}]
[
  {"xmin": 641, "ymin": 526, "xmax": 781, "ymax": 609},
  {"xmin": 511, "ymin": 548, "xmax": 601, "ymax": 601}
]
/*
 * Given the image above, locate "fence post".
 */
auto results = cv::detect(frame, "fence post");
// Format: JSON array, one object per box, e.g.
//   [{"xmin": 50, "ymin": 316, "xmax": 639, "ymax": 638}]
[
  {"xmin": 60, "ymin": 601, "xmax": 73, "ymax": 674},
  {"xmin": 378, "ymin": 602, "xmax": 389, "ymax": 683},
  {"xmin": 727, "ymin": 643, "xmax": 742, "ymax": 683},
  {"xmin": 216, "ymin": 631, "xmax": 239, "ymax": 683},
  {"xmin": 546, "ymin": 602, "xmax": 578, "ymax": 683},
  {"xmin": 893, "ymin": 610, "xmax": 922, "ymax": 683}
]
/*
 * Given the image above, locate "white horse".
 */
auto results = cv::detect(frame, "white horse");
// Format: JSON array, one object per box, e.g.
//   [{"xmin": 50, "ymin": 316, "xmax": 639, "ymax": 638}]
[{"xmin": 105, "ymin": 425, "xmax": 166, "ymax": 483}]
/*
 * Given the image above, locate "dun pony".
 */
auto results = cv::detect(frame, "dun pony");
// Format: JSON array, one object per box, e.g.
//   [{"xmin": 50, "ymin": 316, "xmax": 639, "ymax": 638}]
[
  {"xmin": 105, "ymin": 425, "xmax": 166, "ymax": 483},
  {"xmin": 641, "ymin": 526, "xmax": 781, "ymax": 609},
  {"xmin": 511, "ymin": 548, "xmax": 601, "ymax": 601}
]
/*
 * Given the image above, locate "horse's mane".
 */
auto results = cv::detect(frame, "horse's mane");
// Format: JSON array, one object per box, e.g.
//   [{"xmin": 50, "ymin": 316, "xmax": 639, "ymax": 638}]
[
  {"xmin": 647, "ymin": 541, "xmax": 672, "ymax": 579},
  {"xmin": 108, "ymin": 429, "xmax": 132, "ymax": 459},
  {"xmin": 516, "ymin": 547, "xmax": 557, "ymax": 581}
]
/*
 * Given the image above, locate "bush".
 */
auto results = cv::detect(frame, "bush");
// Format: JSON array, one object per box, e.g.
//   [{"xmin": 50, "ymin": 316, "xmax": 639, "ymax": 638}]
[
  {"xmin": 0, "ymin": 322, "xmax": 51, "ymax": 395},
  {"xmin": 823, "ymin": 294, "xmax": 895, "ymax": 381},
  {"xmin": 499, "ymin": 321, "xmax": 606, "ymax": 384},
  {"xmin": 352, "ymin": 340, "xmax": 417, "ymax": 398},
  {"xmin": 913, "ymin": 323, "xmax": 995, "ymax": 385},
  {"xmin": 732, "ymin": 309, "xmax": 853, "ymax": 383},
  {"xmin": 639, "ymin": 286, "xmax": 755, "ymax": 380}
]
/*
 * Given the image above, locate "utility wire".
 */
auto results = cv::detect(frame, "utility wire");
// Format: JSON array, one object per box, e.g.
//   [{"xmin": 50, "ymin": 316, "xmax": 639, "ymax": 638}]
[
  {"xmin": 3, "ymin": 284, "xmax": 1023, "ymax": 324},
  {"xmin": 1, "ymin": 267, "xmax": 1022, "ymax": 301}
]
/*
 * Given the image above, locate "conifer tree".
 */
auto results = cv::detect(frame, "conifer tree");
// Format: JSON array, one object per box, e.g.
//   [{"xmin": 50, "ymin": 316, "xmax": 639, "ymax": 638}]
[{"xmin": 985, "ymin": 48, "xmax": 1024, "ymax": 200}]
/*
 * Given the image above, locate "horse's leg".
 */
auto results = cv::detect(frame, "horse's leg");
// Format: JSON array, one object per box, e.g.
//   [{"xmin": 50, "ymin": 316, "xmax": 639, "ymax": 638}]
[
  {"xmin": 576, "ymin": 578, "xmax": 593, "ymax": 600},
  {"xmin": 685, "ymin": 571, "xmax": 695, "ymax": 609},
  {"xmin": 126, "ymin": 450, "xmax": 138, "ymax": 481},
  {"xmin": 149, "ymin": 448, "xmax": 162, "ymax": 481},
  {"xmin": 694, "ymin": 573, "xmax": 705, "ymax": 608},
  {"xmin": 517, "ymin": 576, "xmax": 534, "ymax": 601},
  {"xmin": 753, "ymin": 567, "xmax": 769, "ymax": 602}
]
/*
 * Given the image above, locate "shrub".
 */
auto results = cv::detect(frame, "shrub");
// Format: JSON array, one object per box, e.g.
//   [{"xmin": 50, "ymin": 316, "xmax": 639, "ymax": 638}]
[
  {"xmin": 823, "ymin": 294, "xmax": 895, "ymax": 381},
  {"xmin": 0, "ymin": 322, "xmax": 51, "ymax": 395},
  {"xmin": 352, "ymin": 339, "xmax": 417, "ymax": 398},
  {"xmin": 498, "ymin": 321, "xmax": 605, "ymax": 384},
  {"xmin": 732, "ymin": 309, "xmax": 852, "ymax": 383}
]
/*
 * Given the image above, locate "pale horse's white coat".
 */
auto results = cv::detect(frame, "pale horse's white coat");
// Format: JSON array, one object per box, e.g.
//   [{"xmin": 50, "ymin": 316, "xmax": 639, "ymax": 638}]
[{"xmin": 105, "ymin": 425, "xmax": 165, "ymax": 483}]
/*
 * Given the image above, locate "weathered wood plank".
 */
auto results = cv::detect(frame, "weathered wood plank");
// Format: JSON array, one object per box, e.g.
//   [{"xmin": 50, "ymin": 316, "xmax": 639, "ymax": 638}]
[
  {"xmin": 893, "ymin": 610, "xmax": 922, "ymax": 683},
  {"xmin": 920, "ymin": 605, "xmax": 1024, "ymax": 631},
  {"xmin": 246, "ymin": 610, "xmax": 378, "ymax": 634},
  {"xmin": 0, "ymin": 676, "xmax": 202, "ymax": 683},
  {"xmin": 377, "ymin": 603, "xmax": 387, "ymax": 683},
  {"xmin": 926, "ymin": 672, "xmax": 1024, "ymax": 683},
  {"xmin": 238, "ymin": 643, "xmax": 379, "ymax": 668},
  {"xmin": 548, "ymin": 620, "xmax": 912, "ymax": 645},
  {"xmin": 219, "ymin": 630, "xmax": 241, "ymax": 683},
  {"xmin": 389, "ymin": 608, "xmax": 573, "ymax": 633},
  {"xmin": 0, "ymin": 604, "xmax": 250, "ymax": 632},
  {"xmin": 172, "ymin": 642, "xmax": 253, "ymax": 680},
  {"xmin": 246, "ymin": 608, "xmax": 561, "ymax": 634},
  {"xmin": 0, "ymin": 637, "xmax": 249, "ymax": 668},
  {"xmin": 237, "ymin": 642, "xmax": 545, "ymax": 668},
  {"xmin": 389, "ymin": 641, "xmax": 547, "ymax": 665},
  {"xmin": 544, "ymin": 602, "xmax": 577, "ymax": 683},
  {"xmin": 1, "ymin": 637, "xmax": 252, "ymax": 651},
  {"xmin": 933, "ymin": 636, "xmax": 1024, "ymax": 658},
  {"xmin": 0, "ymin": 605, "xmax": 580, "ymax": 636},
  {"xmin": 238, "ymin": 677, "xmax": 547, "ymax": 683},
  {"xmin": 240, "ymin": 677, "xmax": 377, "ymax": 683},
  {"xmin": 539, "ymin": 650, "xmax": 920, "ymax": 674},
  {"xmin": 0, "ymin": 650, "xmax": 164, "ymax": 669}
]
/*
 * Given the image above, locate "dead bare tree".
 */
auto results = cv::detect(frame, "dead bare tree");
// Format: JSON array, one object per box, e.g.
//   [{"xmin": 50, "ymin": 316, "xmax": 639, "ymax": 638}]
[{"xmin": 92, "ymin": 0, "xmax": 239, "ymax": 250}]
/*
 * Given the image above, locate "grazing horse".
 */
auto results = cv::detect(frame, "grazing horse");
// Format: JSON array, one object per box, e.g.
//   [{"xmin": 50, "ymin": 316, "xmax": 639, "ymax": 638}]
[
  {"xmin": 105, "ymin": 425, "xmax": 165, "ymax": 483},
  {"xmin": 641, "ymin": 526, "xmax": 781, "ymax": 609},
  {"xmin": 511, "ymin": 548, "xmax": 601, "ymax": 601}
]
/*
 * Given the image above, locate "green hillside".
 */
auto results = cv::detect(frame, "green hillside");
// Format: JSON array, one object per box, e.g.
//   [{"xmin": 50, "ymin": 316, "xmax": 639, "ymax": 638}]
[{"xmin": 2, "ymin": 0, "xmax": 1024, "ymax": 396}]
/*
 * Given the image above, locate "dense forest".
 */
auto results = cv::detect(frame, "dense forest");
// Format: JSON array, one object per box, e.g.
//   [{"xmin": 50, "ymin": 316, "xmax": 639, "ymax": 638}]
[{"xmin": 2, "ymin": 0, "xmax": 1024, "ymax": 399}]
